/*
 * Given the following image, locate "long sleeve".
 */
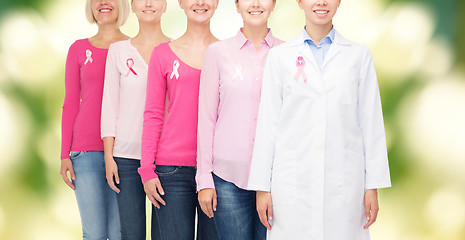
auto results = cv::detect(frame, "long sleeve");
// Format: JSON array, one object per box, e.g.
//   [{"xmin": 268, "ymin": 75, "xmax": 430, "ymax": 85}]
[
  {"xmin": 139, "ymin": 49, "xmax": 166, "ymax": 183},
  {"xmin": 196, "ymin": 46, "xmax": 220, "ymax": 191},
  {"xmin": 101, "ymin": 45, "xmax": 120, "ymax": 139},
  {"xmin": 61, "ymin": 43, "xmax": 81, "ymax": 160},
  {"xmin": 247, "ymin": 49, "xmax": 283, "ymax": 192},
  {"xmin": 358, "ymin": 48, "xmax": 391, "ymax": 189}
]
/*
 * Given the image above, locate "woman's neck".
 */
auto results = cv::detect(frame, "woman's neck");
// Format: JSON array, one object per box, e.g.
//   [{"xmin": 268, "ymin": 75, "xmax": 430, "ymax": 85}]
[
  {"xmin": 305, "ymin": 21, "xmax": 333, "ymax": 45},
  {"xmin": 242, "ymin": 24, "xmax": 269, "ymax": 50},
  {"xmin": 94, "ymin": 23, "xmax": 125, "ymax": 41},
  {"xmin": 177, "ymin": 21, "xmax": 216, "ymax": 45},
  {"xmin": 132, "ymin": 21, "xmax": 168, "ymax": 44}
]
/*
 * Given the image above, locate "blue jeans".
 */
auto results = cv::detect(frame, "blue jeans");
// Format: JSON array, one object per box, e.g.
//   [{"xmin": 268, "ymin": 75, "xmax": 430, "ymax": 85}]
[
  {"xmin": 212, "ymin": 174, "xmax": 266, "ymax": 240},
  {"xmin": 154, "ymin": 165, "xmax": 218, "ymax": 240},
  {"xmin": 71, "ymin": 151, "xmax": 121, "ymax": 240},
  {"xmin": 114, "ymin": 157, "xmax": 160, "ymax": 240}
]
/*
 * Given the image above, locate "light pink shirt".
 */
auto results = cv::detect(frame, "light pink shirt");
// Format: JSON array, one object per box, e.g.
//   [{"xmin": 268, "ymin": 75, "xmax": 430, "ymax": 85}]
[
  {"xmin": 196, "ymin": 30, "xmax": 283, "ymax": 191},
  {"xmin": 139, "ymin": 42, "xmax": 201, "ymax": 183},
  {"xmin": 101, "ymin": 39, "xmax": 156, "ymax": 159},
  {"xmin": 61, "ymin": 39, "xmax": 107, "ymax": 159}
]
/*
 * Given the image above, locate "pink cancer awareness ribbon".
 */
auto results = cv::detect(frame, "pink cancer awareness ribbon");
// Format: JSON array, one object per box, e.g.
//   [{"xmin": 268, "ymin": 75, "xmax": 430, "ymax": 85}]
[
  {"xmin": 170, "ymin": 60, "xmax": 180, "ymax": 80},
  {"xmin": 233, "ymin": 64, "xmax": 244, "ymax": 81},
  {"xmin": 84, "ymin": 49, "xmax": 93, "ymax": 65},
  {"xmin": 294, "ymin": 56, "xmax": 307, "ymax": 83},
  {"xmin": 125, "ymin": 58, "xmax": 137, "ymax": 77}
]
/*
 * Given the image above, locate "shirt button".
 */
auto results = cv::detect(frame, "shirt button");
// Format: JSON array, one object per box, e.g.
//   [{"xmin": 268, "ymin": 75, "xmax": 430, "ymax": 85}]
[
  {"xmin": 254, "ymin": 117, "xmax": 257, "ymax": 121},
  {"xmin": 255, "ymin": 78, "xmax": 259, "ymax": 81}
]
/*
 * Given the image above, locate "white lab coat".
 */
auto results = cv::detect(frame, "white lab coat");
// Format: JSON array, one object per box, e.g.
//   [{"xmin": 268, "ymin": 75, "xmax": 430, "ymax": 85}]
[{"xmin": 248, "ymin": 29, "xmax": 391, "ymax": 240}]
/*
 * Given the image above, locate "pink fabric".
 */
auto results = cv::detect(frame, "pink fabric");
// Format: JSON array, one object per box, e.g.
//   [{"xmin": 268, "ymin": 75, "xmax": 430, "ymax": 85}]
[
  {"xmin": 196, "ymin": 30, "xmax": 283, "ymax": 191},
  {"xmin": 101, "ymin": 39, "xmax": 156, "ymax": 160},
  {"xmin": 61, "ymin": 39, "xmax": 107, "ymax": 159},
  {"xmin": 139, "ymin": 42, "xmax": 201, "ymax": 183}
]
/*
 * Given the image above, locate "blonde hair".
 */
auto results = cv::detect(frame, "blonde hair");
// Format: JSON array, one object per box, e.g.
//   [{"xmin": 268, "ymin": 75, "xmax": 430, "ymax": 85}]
[{"xmin": 85, "ymin": 0, "xmax": 130, "ymax": 27}]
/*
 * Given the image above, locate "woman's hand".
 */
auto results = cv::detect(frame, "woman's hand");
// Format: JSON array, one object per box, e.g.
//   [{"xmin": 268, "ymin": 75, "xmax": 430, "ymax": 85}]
[
  {"xmin": 198, "ymin": 188, "xmax": 217, "ymax": 218},
  {"xmin": 257, "ymin": 191, "xmax": 273, "ymax": 230},
  {"xmin": 143, "ymin": 178, "xmax": 166, "ymax": 209},
  {"xmin": 105, "ymin": 156, "xmax": 120, "ymax": 193},
  {"xmin": 363, "ymin": 189, "xmax": 379, "ymax": 229},
  {"xmin": 60, "ymin": 158, "xmax": 76, "ymax": 190}
]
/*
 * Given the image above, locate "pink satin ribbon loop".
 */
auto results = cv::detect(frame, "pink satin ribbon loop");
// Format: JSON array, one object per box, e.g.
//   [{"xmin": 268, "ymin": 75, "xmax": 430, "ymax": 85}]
[
  {"xmin": 294, "ymin": 56, "xmax": 307, "ymax": 83},
  {"xmin": 125, "ymin": 58, "xmax": 137, "ymax": 77}
]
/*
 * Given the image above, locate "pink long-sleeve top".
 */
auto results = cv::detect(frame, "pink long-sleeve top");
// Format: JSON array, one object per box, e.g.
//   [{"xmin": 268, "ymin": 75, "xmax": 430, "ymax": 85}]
[
  {"xmin": 196, "ymin": 29, "xmax": 283, "ymax": 191},
  {"xmin": 101, "ymin": 39, "xmax": 158, "ymax": 160},
  {"xmin": 139, "ymin": 42, "xmax": 201, "ymax": 183},
  {"xmin": 61, "ymin": 39, "xmax": 108, "ymax": 159}
]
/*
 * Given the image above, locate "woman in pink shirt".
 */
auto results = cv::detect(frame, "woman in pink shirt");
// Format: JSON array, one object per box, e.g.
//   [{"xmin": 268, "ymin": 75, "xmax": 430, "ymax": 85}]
[
  {"xmin": 138, "ymin": 0, "xmax": 219, "ymax": 239},
  {"xmin": 60, "ymin": 0, "xmax": 129, "ymax": 238},
  {"xmin": 196, "ymin": 0, "xmax": 282, "ymax": 239},
  {"xmin": 101, "ymin": 0, "xmax": 170, "ymax": 239}
]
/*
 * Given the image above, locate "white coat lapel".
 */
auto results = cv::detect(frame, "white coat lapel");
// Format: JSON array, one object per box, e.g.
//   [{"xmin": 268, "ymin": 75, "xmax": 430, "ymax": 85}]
[
  {"xmin": 322, "ymin": 43, "xmax": 340, "ymax": 69},
  {"xmin": 322, "ymin": 30, "xmax": 352, "ymax": 69}
]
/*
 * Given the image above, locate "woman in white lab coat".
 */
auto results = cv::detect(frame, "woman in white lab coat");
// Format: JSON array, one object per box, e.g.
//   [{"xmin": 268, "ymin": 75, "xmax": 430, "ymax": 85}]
[{"xmin": 247, "ymin": 0, "xmax": 391, "ymax": 239}]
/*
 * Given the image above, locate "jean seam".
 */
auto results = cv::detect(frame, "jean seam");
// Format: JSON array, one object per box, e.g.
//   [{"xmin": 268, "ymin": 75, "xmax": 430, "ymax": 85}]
[
  {"xmin": 153, "ymin": 206, "xmax": 163, "ymax": 240},
  {"xmin": 212, "ymin": 216, "xmax": 221, "ymax": 240}
]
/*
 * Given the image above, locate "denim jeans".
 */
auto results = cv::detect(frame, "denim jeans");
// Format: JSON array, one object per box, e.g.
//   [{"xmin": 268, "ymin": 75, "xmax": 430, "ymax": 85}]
[
  {"xmin": 212, "ymin": 174, "xmax": 266, "ymax": 240},
  {"xmin": 71, "ymin": 151, "xmax": 121, "ymax": 240},
  {"xmin": 153, "ymin": 165, "xmax": 218, "ymax": 240},
  {"xmin": 114, "ymin": 157, "xmax": 161, "ymax": 240}
]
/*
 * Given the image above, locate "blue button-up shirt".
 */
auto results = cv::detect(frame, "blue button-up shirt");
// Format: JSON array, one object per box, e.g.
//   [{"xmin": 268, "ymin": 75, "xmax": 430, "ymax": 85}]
[{"xmin": 303, "ymin": 27, "xmax": 335, "ymax": 70}]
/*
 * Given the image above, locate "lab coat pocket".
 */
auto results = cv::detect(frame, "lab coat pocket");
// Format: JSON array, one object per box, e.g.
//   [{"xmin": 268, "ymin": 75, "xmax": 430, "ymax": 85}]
[
  {"xmin": 344, "ymin": 150, "xmax": 365, "ymax": 205},
  {"xmin": 335, "ymin": 70, "xmax": 358, "ymax": 105},
  {"xmin": 271, "ymin": 151, "xmax": 297, "ymax": 206},
  {"xmin": 283, "ymin": 81, "xmax": 319, "ymax": 105}
]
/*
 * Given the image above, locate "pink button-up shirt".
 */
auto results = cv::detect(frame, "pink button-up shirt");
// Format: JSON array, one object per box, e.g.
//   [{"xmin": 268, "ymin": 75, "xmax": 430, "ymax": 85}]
[{"xmin": 196, "ymin": 30, "xmax": 283, "ymax": 191}]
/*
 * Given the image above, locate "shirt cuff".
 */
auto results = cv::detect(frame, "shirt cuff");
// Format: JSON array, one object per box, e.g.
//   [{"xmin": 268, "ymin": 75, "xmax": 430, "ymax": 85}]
[
  {"xmin": 247, "ymin": 183, "xmax": 271, "ymax": 192},
  {"xmin": 61, "ymin": 151, "xmax": 70, "ymax": 160},
  {"xmin": 138, "ymin": 165, "xmax": 158, "ymax": 183},
  {"xmin": 196, "ymin": 172, "xmax": 215, "ymax": 192}
]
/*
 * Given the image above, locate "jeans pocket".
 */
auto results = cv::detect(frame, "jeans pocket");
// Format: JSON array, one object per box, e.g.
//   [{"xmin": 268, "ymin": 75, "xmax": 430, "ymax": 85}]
[
  {"xmin": 155, "ymin": 165, "xmax": 179, "ymax": 176},
  {"xmin": 69, "ymin": 151, "xmax": 85, "ymax": 160}
]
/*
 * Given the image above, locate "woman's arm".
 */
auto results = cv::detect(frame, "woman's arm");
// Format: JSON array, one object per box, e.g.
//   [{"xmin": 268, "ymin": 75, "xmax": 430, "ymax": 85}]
[
  {"xmin": 248, "ymin": 49, "xmax": 283, "ymax": 229},
  {"xmin": 101, "ymin": 45, "xmax": 121, "ymax": 193},
  {"xmin": 139, "ymin": 46, "xmax": 168, "ymax": 208},
  {"xmin": 196, "ymin": 45, "xmax": 221, "ymax": 218},
  {"xmin": 60, "ymin": 42, "xmax": 80, "ymax": 189}
]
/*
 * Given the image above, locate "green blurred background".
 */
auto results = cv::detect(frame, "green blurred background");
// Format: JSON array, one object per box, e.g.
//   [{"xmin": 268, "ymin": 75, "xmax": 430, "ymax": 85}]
[{"xmin": 0, "ymin": 0, "xmax": 464, "ymax": 239}]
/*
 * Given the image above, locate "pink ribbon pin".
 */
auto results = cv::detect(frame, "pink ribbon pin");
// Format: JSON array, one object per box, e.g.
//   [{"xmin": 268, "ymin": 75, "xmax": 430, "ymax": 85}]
[
  {"xmin": 125, "ymin": 58, "xmax": 137, "ymax": 77},
  {"xmin": 84, "ymin": 49, "xmax": 93, "ymax": 65},
  {"xmin": 294, "ymin": 56, "xmax": 307, "ymax": 83}
]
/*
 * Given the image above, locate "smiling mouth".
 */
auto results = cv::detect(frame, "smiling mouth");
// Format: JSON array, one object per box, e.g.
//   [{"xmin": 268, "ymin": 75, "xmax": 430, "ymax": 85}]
[
  {"xmin": 194, "ymin": 9, "xmax": 207, "ymax": 13},
  {"xmin": 249, "ymin": 11, "xmax": 264, "ymax": 15},
  {"xmin": 99, "ymin": 8, "xmax": 112, "ymax": 13},
  {"xmin": 314, "ymin": 10, "xmax": 329, "ymax": 14},
  {"xmin": 143, "ymin": 10, "xmax": 155, "ymax": 14}
]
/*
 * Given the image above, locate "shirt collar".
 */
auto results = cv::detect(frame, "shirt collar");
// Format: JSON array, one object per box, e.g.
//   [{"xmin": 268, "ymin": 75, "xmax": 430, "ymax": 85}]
[
  {"xmin": 288, "ymin": 28, "xmax": 352, "ymax": 48},
  {"xmin": 234, "ymin": 28, "xmax": 276, "ymax": 49},
  {"xmin": 302, "ymin": 26, "xmax": 335, "ymax": 46}
]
